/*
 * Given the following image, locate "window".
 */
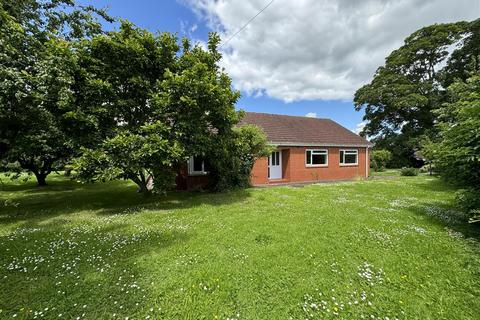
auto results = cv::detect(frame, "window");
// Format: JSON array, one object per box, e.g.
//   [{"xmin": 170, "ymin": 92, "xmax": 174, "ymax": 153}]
[
  {"xmin": 188, "ymin": 156, "xmax": 208, "ymax": 175},
  {"xmin": 340, "ymin": 149, "xmax": 358, "ymax": 165},
  {"xmin": 306, "ymin": 149, "xmax": 328, "ymax": 166},
  {"xmin": 270, "ymin": 151, "xmax": 280, "ymax": 166}
]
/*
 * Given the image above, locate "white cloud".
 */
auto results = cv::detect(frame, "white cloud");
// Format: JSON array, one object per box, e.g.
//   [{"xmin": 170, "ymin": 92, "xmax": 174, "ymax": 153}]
[
  {"xmin": 184, "ymin": 0, "xmax": 478, "ymax": 102},
  {"xmin": 305, "ymin": 112, "xmax": 317, "ymax": 118},
  {"xmin": 353, "ymin": 121, "xmax": 366, "ymax": 135},
  {"xmin": 180, "ymin": 20, "xmax": 199, "ymax": 39}
]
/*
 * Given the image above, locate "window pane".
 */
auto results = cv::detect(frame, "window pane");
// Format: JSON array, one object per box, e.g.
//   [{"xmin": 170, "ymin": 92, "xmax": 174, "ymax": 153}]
[
  {"xmin": 193, "ymin": 156, "xmax": 203, "ymax": 172},
  {"xmin": 340, "ymin": 151, "xmax": 344, "ymax": 163},
  {"xmin": 276, "ymin": 152, "xmax": 280, "ymax": 165},
  {"xmin": 306, "ymin": 151, "xmax": 311, "ymax": 164},
  {"xmin": 344, "ymin": 153, "xmax": 357, "ymax": 164},
  {"xmin": 312, "ymin": 153, "xmax": 327, "ymax": 165}
]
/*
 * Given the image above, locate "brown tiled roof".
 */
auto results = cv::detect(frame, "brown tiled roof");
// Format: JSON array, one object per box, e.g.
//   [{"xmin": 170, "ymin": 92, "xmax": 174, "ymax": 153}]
[{"xmin": 239, "ymin": 112, "xmax": 372, "ymax": 147}]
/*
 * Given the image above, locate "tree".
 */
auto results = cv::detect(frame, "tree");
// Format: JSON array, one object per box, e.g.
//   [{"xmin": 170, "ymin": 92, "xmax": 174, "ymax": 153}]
[
  {"xmin": 153, "ymin": 34, "xmax": 241, "ymax": 158},
  {"xmin": 423, "ymin": 70, "xmax": 480, "ymax": 188},
  {"xmin": 354, "ymin": 21, "xmax": 472, "ymax": 166},
  {"xmin": 206, "ymin": 123, "xmax": 272, "ymax": 191},
  {"xmin": 1, "ymin": 38, "xmax": 77, "ymax": 186},
  {"xmin": 71, "ymin": 21, "xmax": 181, "ymax": 193},
  {"xmin": 442, "ymin": 19, "xmax": 480, "ymax": 87},
  {"xmin": 73, "ymin": 25, "xmax": 257, "ymax": 193},
  {"xmin": 0, "ymin": 0, "xmax": 111, "ymax": 185},
  {"xmin": 370, "ymin": 149, "xmax": 392, "ymax": 172},
  {"xmin": 74, "ymin": 122, "xmax": 183, "ymax": 193}
]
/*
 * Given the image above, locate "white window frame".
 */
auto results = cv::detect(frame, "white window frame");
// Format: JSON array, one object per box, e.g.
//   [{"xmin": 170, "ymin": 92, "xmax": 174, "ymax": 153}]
[
  {"xmin": 188, "ymin": 156, "xmax": 207, "ymax": 175},
  {"xmin": 339, "ymin": 149, "xmax": 358, "ymax": 166},
  {"xmin": 305, "ymin": 149, "xmax": 328, "ymax": 167}
]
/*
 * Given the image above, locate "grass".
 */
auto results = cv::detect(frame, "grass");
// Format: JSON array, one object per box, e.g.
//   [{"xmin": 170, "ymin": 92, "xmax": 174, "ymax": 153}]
[{"xmin": 0, "ymin": 173, "xmax": 479, "ymax": 319}]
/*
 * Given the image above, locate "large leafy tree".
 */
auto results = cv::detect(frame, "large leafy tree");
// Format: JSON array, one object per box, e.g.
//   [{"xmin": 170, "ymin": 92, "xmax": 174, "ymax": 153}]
[
  {"xmin": 152, "ymin": 35, "xmax": 273, "ymax": 191},
  {"xmin": 153, "ymin": 34, "xmax": 241, "ymax": 158},
  {"xmin": 74, "ymin": 122, "xmax": 183, "ymax": 193},
  {"xmin": 73, "ymin": 24, "xmax": 256, "ymax": 193},
  {"xmin": 422, "ymin": 66, "xmax": 480, "ymax": 217},
  {"xmin": 72, "ymin": 21, "xmax": 181, "ymax": 193},
  {"xmin": 423, "ymin": 67, "xmax": 480, "ymax": 187},
  {"xmin": 354, "ymin": 20, "xmax": 476, "ymax": 166},
  {"xmin": 0, "ymin": 0, "xmax": 111, "ymax": 185},
  {"xmin": 442, "ymin": 19, "xmax": 480, "ymax": 87}
]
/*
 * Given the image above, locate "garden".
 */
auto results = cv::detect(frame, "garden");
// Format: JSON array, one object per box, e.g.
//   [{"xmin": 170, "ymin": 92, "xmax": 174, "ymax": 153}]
[{"xmin": 1, "ymin": 172, "xmax": 479, "ymax": 319}]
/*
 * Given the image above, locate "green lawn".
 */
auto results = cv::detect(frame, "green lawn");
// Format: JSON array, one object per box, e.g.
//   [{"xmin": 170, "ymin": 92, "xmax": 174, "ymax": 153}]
[{"xmin": 1, "ymin": 173, "xmax": 479, "ymax": 319}]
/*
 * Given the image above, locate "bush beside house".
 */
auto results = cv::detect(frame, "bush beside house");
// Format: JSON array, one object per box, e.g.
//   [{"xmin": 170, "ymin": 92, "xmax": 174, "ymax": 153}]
[{"xmin": 370, "ymin": 149, "xmax": 392, "ymax": 172}]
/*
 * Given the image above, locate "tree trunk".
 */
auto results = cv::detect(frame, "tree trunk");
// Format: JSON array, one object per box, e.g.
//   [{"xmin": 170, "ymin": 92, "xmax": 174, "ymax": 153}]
[
  {"xmin": 34, "ymin": 172, "xmax": 47, "ymax": 186},
  {"xmin": 137, "ymin": 182, "xmax": 149, "ymax": 193},
  {"xmin": 19, "ymin": 158, "xmax": 52, "ymax": 187},
  {"xmin": 129, "ymin": 173, "xmax": 152, "ymax": 194}
]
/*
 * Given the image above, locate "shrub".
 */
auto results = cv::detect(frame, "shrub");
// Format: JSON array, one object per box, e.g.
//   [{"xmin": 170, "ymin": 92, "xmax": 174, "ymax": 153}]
[
  {"xmin": 421, "ymin": 71, "xmax": 480, "ymax": 191},
  {"xmin": 455, "ymin": 188, "xmax": 480, "ymax": 222},
  {"xmin": 400, "ymin": 167, "xmax": 418, "ymax": 176},
  {"xmin": 206, "ymin": 124, "xmax": 272, "ymax": 192},
  {"xmin": 370, "ymin": 149, "xmax": 392, "ymax": 172}
]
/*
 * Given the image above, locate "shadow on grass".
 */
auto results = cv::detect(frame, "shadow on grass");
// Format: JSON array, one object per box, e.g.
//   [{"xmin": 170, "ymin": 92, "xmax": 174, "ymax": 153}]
[
  {"xmin": 406, "ymin": 178, "xmax": 480, "ymax": 244},
  {"xmin": 414, "ymin": 175, "xmax": 457, "ymax": 192},
  {"xmin": 0, "ymin": 221, "xmax": 188, "ymax": 318},
  {"xmin": 0, "ymin": 176, "xmax": 251, "ymax": 225}
]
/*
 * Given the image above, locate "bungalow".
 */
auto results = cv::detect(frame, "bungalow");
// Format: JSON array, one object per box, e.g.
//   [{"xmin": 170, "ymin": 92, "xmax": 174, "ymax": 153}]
[{"xmin": 177, "ymin": 112, "xmax": 372, "ymax": 189}]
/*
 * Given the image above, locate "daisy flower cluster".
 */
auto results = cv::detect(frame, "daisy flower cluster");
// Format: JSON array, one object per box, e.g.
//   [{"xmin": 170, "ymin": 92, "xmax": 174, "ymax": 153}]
[
  {"xmin": 300, "ymin": 262, "xmax": 399, "ymax": 319},
  {"xmin": 423, "ymin": 205, "xmax": 466, "ymax": 224},
  {"xmin": 0, "ymin": 222, "xmax": 172, "ymax": 319}
]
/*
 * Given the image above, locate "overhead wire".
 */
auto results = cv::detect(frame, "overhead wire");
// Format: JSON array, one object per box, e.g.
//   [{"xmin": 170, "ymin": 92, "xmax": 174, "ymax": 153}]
[{"xmin": 220, "ymin": 0, "xmax": 275, "ymax": 48}]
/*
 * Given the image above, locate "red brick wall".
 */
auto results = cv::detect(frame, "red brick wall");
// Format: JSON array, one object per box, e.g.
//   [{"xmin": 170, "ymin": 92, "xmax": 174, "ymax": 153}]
[
  {"xmin": 176, "ymin": 165, "xmax": 210, "ymax": 190},
  {"xmin": 250, "ymin": 156, "xmax": 269, "ymax": 185},
  {"xmin": 250, "ymin": 146, "xmax": 369, "ymax": 185}
]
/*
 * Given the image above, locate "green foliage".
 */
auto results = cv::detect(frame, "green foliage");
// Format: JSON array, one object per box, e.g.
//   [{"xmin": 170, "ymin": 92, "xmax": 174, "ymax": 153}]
[
  {"xmin": 400, "ymin": 167, "xmax": 418, "ymax": 176},
  {"xmin": 153, "ymin": 32, "xmax": 241, "ymax": 157},
  {"xmin": 0, "ymin": 7, "xmax": 262, "ymax": 193},
  {"xmin": 72, "ymin": 22, "xmax": 181, "ymax": 193},
  {"xmin": 425, "ymin": 72, "xmax": 480, "ymax": 188},
  {"xmin": 354, "ymin": 19, "xmax": 479, "ymax": 167},
  {"xmin": 206, "ymin": 123, "xmax": 272, "ymax": 191},
  {"xmin": 419, "ymin": 164, "xmax": 434, "ymax": 174},
  {"xmin": 422, "ymin": 69, "xmax": 480, "ymax": 216},
  {"xmin": 74, "ymin": 122, "xmax": 183, "ymax": 194},
  {"xmin": 355, "ymin": 22, "xmax": 468, "ymax": 137},
  {"xmin": 455, "ymin": 189, "xmax": 480, "ymax": 222},
  {"xmin": 73, "ymin": 23, "xmax": 252, "ymax": 193},
  {"xmin": 1, "ymin": 0, "xmax": 112, "ymax": 40},
  {"xmin": 369, "ymin": 133, "xmax": 424, "ymax": 168},
  {"xmin": 0, "ymin": 0, "xmax": 110, "ymax": 185},
  {"xmin": 370, "ymin": 149, "xmax": 392, "ymax": 172},
  {"xmin": 442, "ymin": 19, "xmax": 480, "ymax": 87}
]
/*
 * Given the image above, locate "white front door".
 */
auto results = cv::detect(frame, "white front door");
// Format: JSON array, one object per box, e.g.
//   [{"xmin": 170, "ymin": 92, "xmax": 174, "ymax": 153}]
[{"xmin": 269, "ymin": 151, "xmax": 282, "ymax": 179}]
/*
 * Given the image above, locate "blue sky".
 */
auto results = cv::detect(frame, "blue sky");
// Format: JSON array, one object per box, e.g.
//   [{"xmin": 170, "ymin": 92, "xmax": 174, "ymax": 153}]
[
  {"xmin": 80, "ymin": 0, "xmax": 478, "ymax": 133},
  {"xmin": 80, "ymin": 0, "xmax": 366, "ymax": 132}
]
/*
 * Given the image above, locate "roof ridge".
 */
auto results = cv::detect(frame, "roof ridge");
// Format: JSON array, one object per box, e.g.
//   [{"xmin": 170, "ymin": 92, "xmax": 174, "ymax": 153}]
[
  {"xmin": 243, "ymin": 111, "xmax": 330, "ymax": 121},
  {"xmin": 240, "ymin": 111, "xmax": 372, "ymax": 146}
]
